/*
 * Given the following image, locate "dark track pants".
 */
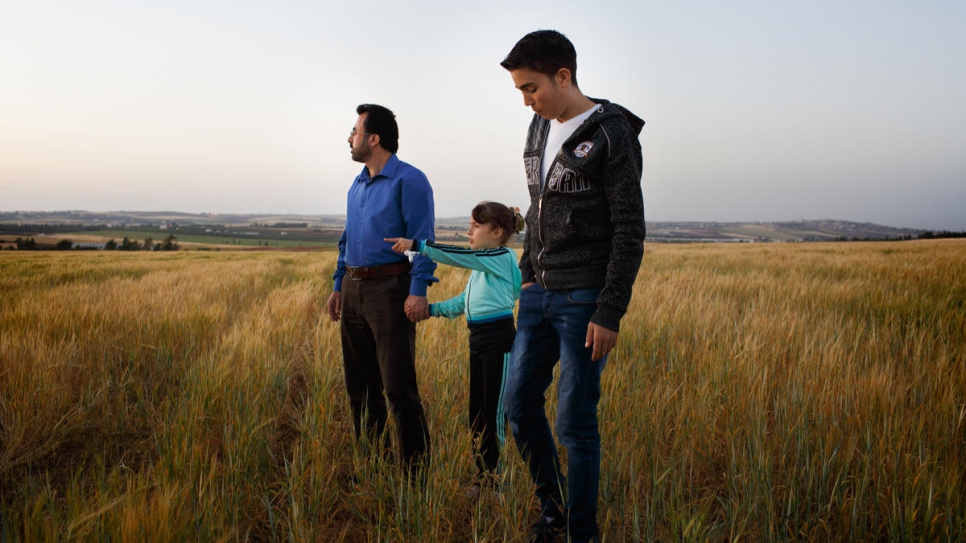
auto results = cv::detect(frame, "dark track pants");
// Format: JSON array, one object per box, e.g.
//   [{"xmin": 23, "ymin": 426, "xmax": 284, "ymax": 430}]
[{"xmin": 468, "ymin": 317, "xmax": 515, "ymax": 479}]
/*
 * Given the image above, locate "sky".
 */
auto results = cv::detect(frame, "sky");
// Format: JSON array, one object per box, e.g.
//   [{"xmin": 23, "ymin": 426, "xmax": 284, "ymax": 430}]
[{"xmin": 2, "ymin": 1, "xmax": 964, "ymax": 230}]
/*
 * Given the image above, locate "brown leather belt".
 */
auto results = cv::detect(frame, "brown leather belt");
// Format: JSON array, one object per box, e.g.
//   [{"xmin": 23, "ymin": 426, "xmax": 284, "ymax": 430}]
[{"xmin": 347, "ymin": 260, "xmax": 411, "ymax": 280}]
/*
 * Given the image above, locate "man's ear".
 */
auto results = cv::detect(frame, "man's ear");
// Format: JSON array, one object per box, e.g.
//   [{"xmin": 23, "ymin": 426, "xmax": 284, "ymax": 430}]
[{"xmin": 368, "ymin": 133, "xmax": 381, "ymax": 149}]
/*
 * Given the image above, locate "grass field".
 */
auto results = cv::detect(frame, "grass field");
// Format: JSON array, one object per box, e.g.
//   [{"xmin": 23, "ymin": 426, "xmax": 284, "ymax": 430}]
[{"xmin": 1, "ymin": 241, "xmax": 964, "ymax": 541}]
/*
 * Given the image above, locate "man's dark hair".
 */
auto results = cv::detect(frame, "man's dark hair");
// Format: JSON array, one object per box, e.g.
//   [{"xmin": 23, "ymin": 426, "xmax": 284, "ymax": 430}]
[
  {"xmin": 472, "ymin": 201, "xmax": 521, "ymax": 245},
  {"xmin": 500, "ymin": 29, "xmax": 578, "ymax": 88},
  {"xmin": 356, "ymin": 104, "xmax": 399, "ymax": 154}
]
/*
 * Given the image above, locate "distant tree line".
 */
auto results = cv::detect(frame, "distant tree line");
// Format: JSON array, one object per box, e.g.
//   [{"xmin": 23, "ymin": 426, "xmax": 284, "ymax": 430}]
[
  {"xmin": 107, "ymin": 235, "xmax": 179, "ymax": 251},
  {"xmin": 6, "ymin": 235, "xmax": 178, "ymax": 251},
  {"xmin": 248, "ymin": 222, "xmax": 308, "ymax": 228},
  {"xmin": 832, "ymin": 235, "xmax": 916, "ymax": 242},
  {"xmin": 832, "ymin": 230, "xmax": 966, "ymax": 241},
  {"xmin": 832, "ymin": 230, "xmax": 966, "ymax": 242},
  {"xmin": 0, "ymin": 223, "xmax": 92, "ymax": 235},
  {"xmin": 918, "ymin": 230, "xmax": 966, "ymax": 239},
  {"xmin": 13, "ymin": 237, "xmax": 37, "ymax": 250}
]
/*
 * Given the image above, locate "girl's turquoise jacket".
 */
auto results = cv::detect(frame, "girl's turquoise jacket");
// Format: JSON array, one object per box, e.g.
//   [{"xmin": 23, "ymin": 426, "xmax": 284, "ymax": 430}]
[{"xmin": 414, "ymin": 240, "xmax": 522, "ymax": 324}]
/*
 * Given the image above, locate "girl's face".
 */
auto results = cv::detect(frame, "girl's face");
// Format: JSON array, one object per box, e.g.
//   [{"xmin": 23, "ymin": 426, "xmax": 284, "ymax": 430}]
[{"xmin": 466, "ymin": 219, "xmax": 504, "ymax": 249}]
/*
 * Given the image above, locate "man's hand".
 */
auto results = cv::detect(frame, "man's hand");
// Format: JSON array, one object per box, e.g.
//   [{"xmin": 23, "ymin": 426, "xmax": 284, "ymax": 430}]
[
  {"xmin": 326, "ymin": 291, "xmax": 342, "ymax": 322},
  {"xmin": 521, "ymin": 281, "xmax": 536, "ymax": 290},
  {"xmin": 405, "ymin": 295, "xmax": 430, "ymax": 322},
  {"xmin": 384, "ymin": 237, "xmax": 414, "ymax": 253},
  {"xmin": 585, "ymin": 322, "xmax": 618, "ymax": 361}
]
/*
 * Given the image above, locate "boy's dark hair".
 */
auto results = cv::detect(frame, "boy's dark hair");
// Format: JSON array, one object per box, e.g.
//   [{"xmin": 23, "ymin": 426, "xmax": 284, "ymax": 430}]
[
  {"xmin": 472, "ymin": 201, "xmax": 522, "ymax": 245},
  {"xmin": 356, "ymin": 104, "xmax": 399, "ymax": 154},
  {"xmin": 500, "ymin": 29, "xmax": 579, "ymax": 88}
]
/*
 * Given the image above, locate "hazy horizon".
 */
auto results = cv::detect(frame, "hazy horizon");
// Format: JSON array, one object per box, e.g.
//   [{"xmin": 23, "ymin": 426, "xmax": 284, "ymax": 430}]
[
  {"xmin": 2, "ymin": 1, "xmax": 964, "ymax": 231},
  {"xmin": 1, "ymin": 208, "xmax": 946, "ymax": 232}
]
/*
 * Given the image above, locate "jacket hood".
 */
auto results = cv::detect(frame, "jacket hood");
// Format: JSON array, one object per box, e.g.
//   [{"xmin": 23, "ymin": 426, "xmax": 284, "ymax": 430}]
[{"xmin": 588, "ymin": 97, "xmax": 645, "ymax": 135}]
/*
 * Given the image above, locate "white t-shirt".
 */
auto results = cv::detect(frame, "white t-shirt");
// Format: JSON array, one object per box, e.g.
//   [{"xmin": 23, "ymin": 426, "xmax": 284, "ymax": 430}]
[{"xmin": 541, "ymin": 104, "xmax": 598, "ymax": 189}]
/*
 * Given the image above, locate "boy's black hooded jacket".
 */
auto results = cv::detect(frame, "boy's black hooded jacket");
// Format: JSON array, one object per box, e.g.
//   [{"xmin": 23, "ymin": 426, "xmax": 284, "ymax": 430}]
[{"xmin": 519, "ymin": 99, "xmax": 645, "ymax": 332}]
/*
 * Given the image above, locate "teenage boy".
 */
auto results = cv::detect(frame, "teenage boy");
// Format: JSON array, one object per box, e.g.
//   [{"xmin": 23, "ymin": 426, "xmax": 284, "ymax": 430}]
[{"xmin": 500, "ymin": 30, "xmax": 646, "ymax": 543}]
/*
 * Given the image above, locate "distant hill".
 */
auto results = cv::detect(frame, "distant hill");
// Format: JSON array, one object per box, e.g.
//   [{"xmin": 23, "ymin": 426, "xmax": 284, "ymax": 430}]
[
  {"xmin": 646, "ymin": 220, "xmax": 926, "ymax": 242},
  {"xmin": 0, "ymin": 211, "xmax": 934, "ymax": 243}
]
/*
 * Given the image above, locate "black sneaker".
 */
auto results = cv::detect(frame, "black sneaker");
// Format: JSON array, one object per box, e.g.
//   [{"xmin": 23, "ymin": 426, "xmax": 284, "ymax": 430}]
[
  {"xmin": 528, "ymin": 514, "xmax": 565, "ymax": 543},
  {"xmin": 570, "ymin": 530, "xmax": 600, "ymax": 543}
]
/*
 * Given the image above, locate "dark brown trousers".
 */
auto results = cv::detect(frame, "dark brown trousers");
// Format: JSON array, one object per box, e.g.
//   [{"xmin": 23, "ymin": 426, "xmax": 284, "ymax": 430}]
[{"xmin": 339, "ymin": 273, "xmax": 429, "ymax": 468}]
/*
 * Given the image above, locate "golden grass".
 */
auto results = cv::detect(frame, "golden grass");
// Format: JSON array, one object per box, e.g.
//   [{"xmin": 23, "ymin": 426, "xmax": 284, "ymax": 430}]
[{"xmin": 1, "ymin": 241, "xmax": 964, "ymax": 541}]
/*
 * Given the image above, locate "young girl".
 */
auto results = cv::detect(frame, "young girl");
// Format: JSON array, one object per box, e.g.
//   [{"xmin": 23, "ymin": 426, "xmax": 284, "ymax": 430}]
[{"xmin": 385, "ymin": 201, "xmax": 522, "ymax": 492}]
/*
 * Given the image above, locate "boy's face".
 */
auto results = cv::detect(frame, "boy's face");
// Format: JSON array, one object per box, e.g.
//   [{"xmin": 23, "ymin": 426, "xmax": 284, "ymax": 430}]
[
  {"xmin": 466, "ymin": 219, "xmax": 503, "ymax": 250},
  {"xmin": 510, "ymin": 67, "xmax": 568, "ymax": 121}
]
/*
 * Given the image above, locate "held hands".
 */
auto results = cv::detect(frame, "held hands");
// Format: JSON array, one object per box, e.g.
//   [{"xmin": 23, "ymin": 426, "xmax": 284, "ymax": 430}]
[
  {"xmin": 384, "ymin": 237, "xmax": 413, "ymax": 253},
  {"xmin": 384, "ymin": 238, "xmax": 427, "ymax": 322},
  {"xmin": 585, "ymin": 322, "xmax": 618, "ymax": 361},
  {"xmin": 405, "ymin": 295, "xmax": 430, "ymax": 322}
]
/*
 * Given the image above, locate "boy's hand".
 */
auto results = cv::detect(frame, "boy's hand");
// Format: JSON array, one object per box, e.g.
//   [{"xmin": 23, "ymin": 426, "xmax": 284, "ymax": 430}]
[
  {"xmin": 384, "ymin": 237, "xmax": 413, "ymax": 253},
  {"xmin": 585, "ymin": 322, "xmax": 618, "ymax": 361}
]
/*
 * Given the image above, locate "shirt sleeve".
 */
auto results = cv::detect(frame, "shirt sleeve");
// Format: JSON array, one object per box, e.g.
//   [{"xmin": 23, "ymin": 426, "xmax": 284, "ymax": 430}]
[
  {"xmin": 518, "ymin": 209, "xmax": 536, "ymax": 285},
  {"xmin": 417, "ymin": 241, "xmax": 515, "ymax": 278},
  {"xmin": 429, "ymin": 290, "xmax": 466, "ymax": 319},
  {"xmin": 333, "ymin": 229, "xmax": 347, "ymax": 292},
  {"xmin": 592, "ymin": 119, "xmax": 646, "ymax": 331},
  {"xmin": 401, "ymin": 170, "xmax": 438, "ymax": 297}
]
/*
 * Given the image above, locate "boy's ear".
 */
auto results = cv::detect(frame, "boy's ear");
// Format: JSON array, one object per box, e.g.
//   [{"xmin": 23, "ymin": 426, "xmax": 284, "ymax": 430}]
[{"xmin": 555, "ymin": 68, "xmax": 572, "ymax": 87}]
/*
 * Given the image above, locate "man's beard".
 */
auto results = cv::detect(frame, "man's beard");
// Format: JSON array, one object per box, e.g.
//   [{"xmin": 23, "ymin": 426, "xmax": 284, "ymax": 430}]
[{"xmin": 350, "ymin": 141, "xmax": 371, "ymax": 163}]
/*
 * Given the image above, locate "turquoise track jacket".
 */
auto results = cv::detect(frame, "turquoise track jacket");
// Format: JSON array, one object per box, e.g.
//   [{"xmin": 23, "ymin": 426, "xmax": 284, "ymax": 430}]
[{"xmin": 414, "ymin": 240, "xmax": 522, "ymax": 324}]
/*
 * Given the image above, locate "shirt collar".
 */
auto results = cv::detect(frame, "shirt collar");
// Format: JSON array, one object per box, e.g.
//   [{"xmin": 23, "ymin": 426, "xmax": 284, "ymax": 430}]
[{"xmin": 357, "ymin": 153, "xmax": 400, "ymax": 183}]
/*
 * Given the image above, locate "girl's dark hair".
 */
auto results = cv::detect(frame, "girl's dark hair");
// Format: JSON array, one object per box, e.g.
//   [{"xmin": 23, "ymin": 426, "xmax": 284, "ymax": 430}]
[
  {"xmin": 500, "ymin": 29, "xmax": 579, "ymax": 88},
  {"xmin": 472, "ymin": 201, "xmax": 523, "ymax": 245},
  {"xmin": 356, "ymin": 103, "xmax": 399, "ymax": 154}
]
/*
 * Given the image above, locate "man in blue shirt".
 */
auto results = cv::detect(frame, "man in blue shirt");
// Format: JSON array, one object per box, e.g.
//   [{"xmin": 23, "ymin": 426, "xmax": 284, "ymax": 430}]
[{"xmin": 325, "ymin": 103, "xmax": 437, "ymax": 471}]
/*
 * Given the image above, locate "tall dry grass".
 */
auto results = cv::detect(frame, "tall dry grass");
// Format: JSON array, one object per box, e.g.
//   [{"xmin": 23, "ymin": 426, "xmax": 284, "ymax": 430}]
[{"xmin": 0, "ymin": 240, "xmax": 964, "ymax": 541}]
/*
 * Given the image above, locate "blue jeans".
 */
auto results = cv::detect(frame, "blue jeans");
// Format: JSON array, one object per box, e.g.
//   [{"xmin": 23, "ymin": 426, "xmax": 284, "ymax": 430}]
[{"xmin": 504, "ymin": 282, "xmax": 606, "ymax": 540}]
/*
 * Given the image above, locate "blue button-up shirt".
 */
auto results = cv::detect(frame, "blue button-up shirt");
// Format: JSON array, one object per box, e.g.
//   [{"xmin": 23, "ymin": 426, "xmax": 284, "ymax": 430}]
[{"xmin": 333, "ymin": 154, "xmax": 438, "ymax": 296}]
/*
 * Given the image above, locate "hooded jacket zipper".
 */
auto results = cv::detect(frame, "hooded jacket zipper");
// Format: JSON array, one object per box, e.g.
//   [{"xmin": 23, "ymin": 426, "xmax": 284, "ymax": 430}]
[
  {"xmin": 536, "ymin": 110, "xmax": 599, "ymax": 287},
  {"xmin": 537, "ymin": 195, "xmax": 545, "ymax": 285}
]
